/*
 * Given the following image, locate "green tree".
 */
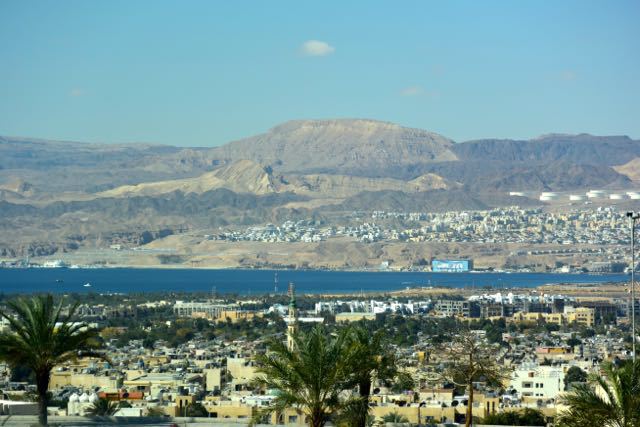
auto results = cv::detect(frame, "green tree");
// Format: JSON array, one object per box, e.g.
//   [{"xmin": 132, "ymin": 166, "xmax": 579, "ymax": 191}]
[
  {"xmin": 253, "ymin": 325, "xmax": 349, "ymax": 427},
  {"xmin": 142, "ymin": 336, "xmax": 155, "ymax": 350},
  {"xmin": 185, "ymin": 402, "xmax": 208, "ymax": 417},
  {"xmin": 382, "ymin": 411, "xmax": 409, "ymax": 423},
  {"xmin": 341, "ymin": 326, "xmax": 397, "ymax": 427},
  {"xmin": 0, "ymin": 295, "xmax": 103, "ymax": 426},
  {"xmin": 563, "ymin": 366, "xmax": 588, "ymax": 390},
  {"xmin": 9, "ymin": 363, "xmax": 34, "ymax": 382},
  {"xmin": 483, "ymin": 408, "xmax": 545, "ymax": 425},
  {"xmin": 147, "ymin": 406, "xmax": 166, "ymax": 417},
  {"xmin": 556, "ymin": 360, "xmax": 640, "ymax": 427},
  {"xmin": 390, "ymin": 371, "xmax": 415, "ymax": 394},
  {"xmin": 86, "ymin": 398, "xmax": 119, "ymax": 416},
  {"xmin": 518, "ymin": 408, "xmax": 547, "ymax": 426},
  {"xmin": 566, "ymin": 336, "xmax": 582, "ymax": 347}
]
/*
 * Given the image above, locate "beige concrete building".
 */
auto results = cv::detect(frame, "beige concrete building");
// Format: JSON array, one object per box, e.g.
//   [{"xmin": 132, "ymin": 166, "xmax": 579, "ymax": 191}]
[
  {"xmin": 227, "ymin": 357, "xmax": 258, "ymax": 386},
  {"xmin": 204, "ymin": 368, "xmax": 224, "ymax": 391},
  {"xmin": 511, "ymin": 307, "xmax": 595, "ymax": 328},
  {"xmin": 335, "ymin": 312, "xmax": 376, "ymax": 322},
  {"xmin": 566, "ymin": 307, "xmax": 596, "ymax": 327},
  {"xmin": 49, "ymin": 370, "xmax": 121, "ymax": 392}
]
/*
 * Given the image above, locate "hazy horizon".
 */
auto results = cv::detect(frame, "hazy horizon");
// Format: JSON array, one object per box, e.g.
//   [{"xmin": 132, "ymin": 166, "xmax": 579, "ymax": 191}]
[{"xmin": 1, "ymin": 117, "xmax": 639, "ymax": 149}]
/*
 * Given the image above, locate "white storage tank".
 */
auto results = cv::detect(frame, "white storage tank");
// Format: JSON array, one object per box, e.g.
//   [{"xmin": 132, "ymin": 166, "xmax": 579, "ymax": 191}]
[
  {"xmin": 586, "ymin": 190, "xmax": 606, "ymax": 198},
  {"xmin": 627, "ymin": 192, "xmax": 640, "ymax": 199},
  {"xmin": 609, "ymin": 193, "xmax": 625, "ymax": 200},
  {"xmin": 540, "ymin": 193, "xmax": 559, "ymax": 201}
]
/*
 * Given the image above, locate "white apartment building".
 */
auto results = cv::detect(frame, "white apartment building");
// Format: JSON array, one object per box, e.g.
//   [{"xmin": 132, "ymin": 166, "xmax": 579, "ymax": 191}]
[{"xmin": 509, "ymin": 364, "xmax": 565, "ymax": 399}]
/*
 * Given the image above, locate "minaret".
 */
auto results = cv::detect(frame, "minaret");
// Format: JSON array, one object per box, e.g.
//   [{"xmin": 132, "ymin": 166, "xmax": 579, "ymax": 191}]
[
  {"xmin": 274, "ymin": 271, "xmax": 279, "ymax": 294},
  {"xmin": 287, "ymin": 282, "xmax": 298, "ymax": 351}
]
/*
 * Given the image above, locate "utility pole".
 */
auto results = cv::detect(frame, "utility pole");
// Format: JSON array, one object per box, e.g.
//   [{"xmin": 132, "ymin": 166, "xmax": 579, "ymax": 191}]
[{"xmin": 627, "ymin": 212, "xmax": 638, "ymax": 362}]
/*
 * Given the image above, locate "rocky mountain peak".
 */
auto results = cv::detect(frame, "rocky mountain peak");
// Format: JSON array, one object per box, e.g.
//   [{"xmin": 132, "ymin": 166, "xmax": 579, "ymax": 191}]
[{"xmin": 209, "ymin": 118, "xmax": 457, "ymax": 173}]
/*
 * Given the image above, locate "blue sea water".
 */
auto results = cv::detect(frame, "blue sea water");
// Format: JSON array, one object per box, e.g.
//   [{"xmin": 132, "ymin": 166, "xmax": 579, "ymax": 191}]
[{"xmin": 0, "ymin": 268, "xmax": 628, "ymax": 295}]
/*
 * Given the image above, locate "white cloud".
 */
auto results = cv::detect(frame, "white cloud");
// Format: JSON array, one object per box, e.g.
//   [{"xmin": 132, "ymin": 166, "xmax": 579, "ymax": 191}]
[
  {"xmin": 400, "ymin": 86, "xmax": 424, "ymax": 96},
  {"xmin": 301, "ymin": 40, "xmax": 335, "ymax": 57},
  {"xmin": 69, "ymin": 88, "xmax": 85, "ymax": 97}
]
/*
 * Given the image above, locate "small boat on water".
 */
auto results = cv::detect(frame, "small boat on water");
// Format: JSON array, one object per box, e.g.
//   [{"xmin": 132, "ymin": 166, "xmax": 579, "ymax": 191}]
[
  {"xmin": 83, "ymin": 282, "xmax": 92, "ymax": 287},
  {"xmin": 55, "ymin": 279, "xmax": 64, "ymax": 283}
]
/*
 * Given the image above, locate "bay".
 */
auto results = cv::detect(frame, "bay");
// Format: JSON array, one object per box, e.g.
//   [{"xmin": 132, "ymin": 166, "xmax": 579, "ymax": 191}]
[{"xmin": 0, "ymin": 268, "xmax": 628, "ymax": 295}]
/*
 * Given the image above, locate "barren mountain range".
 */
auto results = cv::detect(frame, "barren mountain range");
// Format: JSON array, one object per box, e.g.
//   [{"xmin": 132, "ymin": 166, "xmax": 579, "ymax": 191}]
[{"xmin": 1, "ymin": 119, "xmax": 639, "ymax": 259}]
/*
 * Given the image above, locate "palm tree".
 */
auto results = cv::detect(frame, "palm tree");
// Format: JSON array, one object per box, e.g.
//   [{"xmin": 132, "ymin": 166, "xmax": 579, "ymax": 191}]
[
  {"xmin": 86, "ymin": 398, "xmax": 120, "ymax": 416},
  {"xmin": 556, "ymin": 360, "xmax": 640, "ymax": 427},
  {"xmin": 253, "ymin": 324, "xmax": 349, "ymax": 427},
  {"xmin": 0, "ymin": 295, "xmax": 103, "ymax": 426},
  {"xmin": 382, "ymin": 411, "xmax": 409, "ymax": 423},
  {"xmin": 341, "ymin": 325, "xmax": 397, "ymax": 427}
]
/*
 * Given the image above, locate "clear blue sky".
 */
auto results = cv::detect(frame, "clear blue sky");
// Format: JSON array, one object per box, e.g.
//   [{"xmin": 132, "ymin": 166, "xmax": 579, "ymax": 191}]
[{"xmin": 1, "ymin": 0, "xmax": 639, "ymax": 146}]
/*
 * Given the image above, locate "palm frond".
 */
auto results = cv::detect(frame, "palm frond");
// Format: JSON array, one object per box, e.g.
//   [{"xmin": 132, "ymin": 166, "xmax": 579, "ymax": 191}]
[
  {"xmin": 558, "ymin": 360, "xmax": 640, "ymax": 427},
  {"xmin": 253, "ymin": 324, "xmax": 349, "ymax": 427}
]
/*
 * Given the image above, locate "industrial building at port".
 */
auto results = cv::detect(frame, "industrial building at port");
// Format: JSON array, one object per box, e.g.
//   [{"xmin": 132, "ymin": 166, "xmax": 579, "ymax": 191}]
[{"xmin": 431, "ymin": 259, "xmax": 474, "ymax": 272}]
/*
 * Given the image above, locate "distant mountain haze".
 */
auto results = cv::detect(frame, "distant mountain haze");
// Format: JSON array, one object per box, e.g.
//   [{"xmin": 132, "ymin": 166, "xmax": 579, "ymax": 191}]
[
  {"xmin": 1, "ymin": 118, "xmax": 640, "ymax": 257},
  {"xmin": 453, "ymin": 134, "xmax": 640, "ymax": 165},
  {"xmin": 2, "ymin": 119, "xmax": 638, "ymax": 192}
]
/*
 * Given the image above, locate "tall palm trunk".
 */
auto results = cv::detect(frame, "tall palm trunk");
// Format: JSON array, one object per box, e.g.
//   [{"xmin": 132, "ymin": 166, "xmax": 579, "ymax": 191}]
[
  {"xmin": 310, "ymin": 407, "xmax": 325, "ymax": 427},
  {"xmin": 356, "ymin": 378, "xmax": 372, "ymax": 427},
  {"xmin": 36, "ymin": 369, "xmax": 50, "ymax": 426}
]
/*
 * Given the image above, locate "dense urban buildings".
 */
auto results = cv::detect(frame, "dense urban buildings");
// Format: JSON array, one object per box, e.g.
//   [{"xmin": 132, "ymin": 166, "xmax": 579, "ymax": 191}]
[{"xmin": 1, "ymin": 285, "xmax": 637, "ymax": 425}]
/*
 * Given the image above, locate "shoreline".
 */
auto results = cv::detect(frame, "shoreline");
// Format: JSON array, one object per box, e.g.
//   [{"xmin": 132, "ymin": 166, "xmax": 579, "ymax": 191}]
[
  {"xmin": 0, "ymin": 264, "xmax": 628, "ymax": 276},
  {"xmin": 0, "ymin": 267, "xmax": 628, "ymax": 296}
]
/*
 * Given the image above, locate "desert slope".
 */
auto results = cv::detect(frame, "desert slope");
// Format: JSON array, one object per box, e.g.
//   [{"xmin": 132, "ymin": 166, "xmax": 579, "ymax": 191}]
[
  {"xmin": 97, "ymin": 159, "xmax": 458, "ymax": 200},
  {"xmin": 614, "ymin": 157, "xmax": 640, "ymax": 181}
]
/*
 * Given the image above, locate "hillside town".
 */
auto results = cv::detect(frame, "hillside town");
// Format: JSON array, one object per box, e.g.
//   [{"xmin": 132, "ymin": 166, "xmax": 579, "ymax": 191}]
[
  {"xmin": 2, "ymin": 206, "xmax": 637, "ymax": 274},
  {"xmin": 206, "ymin": 206, "xmax": 632, "ymax": 248}
]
